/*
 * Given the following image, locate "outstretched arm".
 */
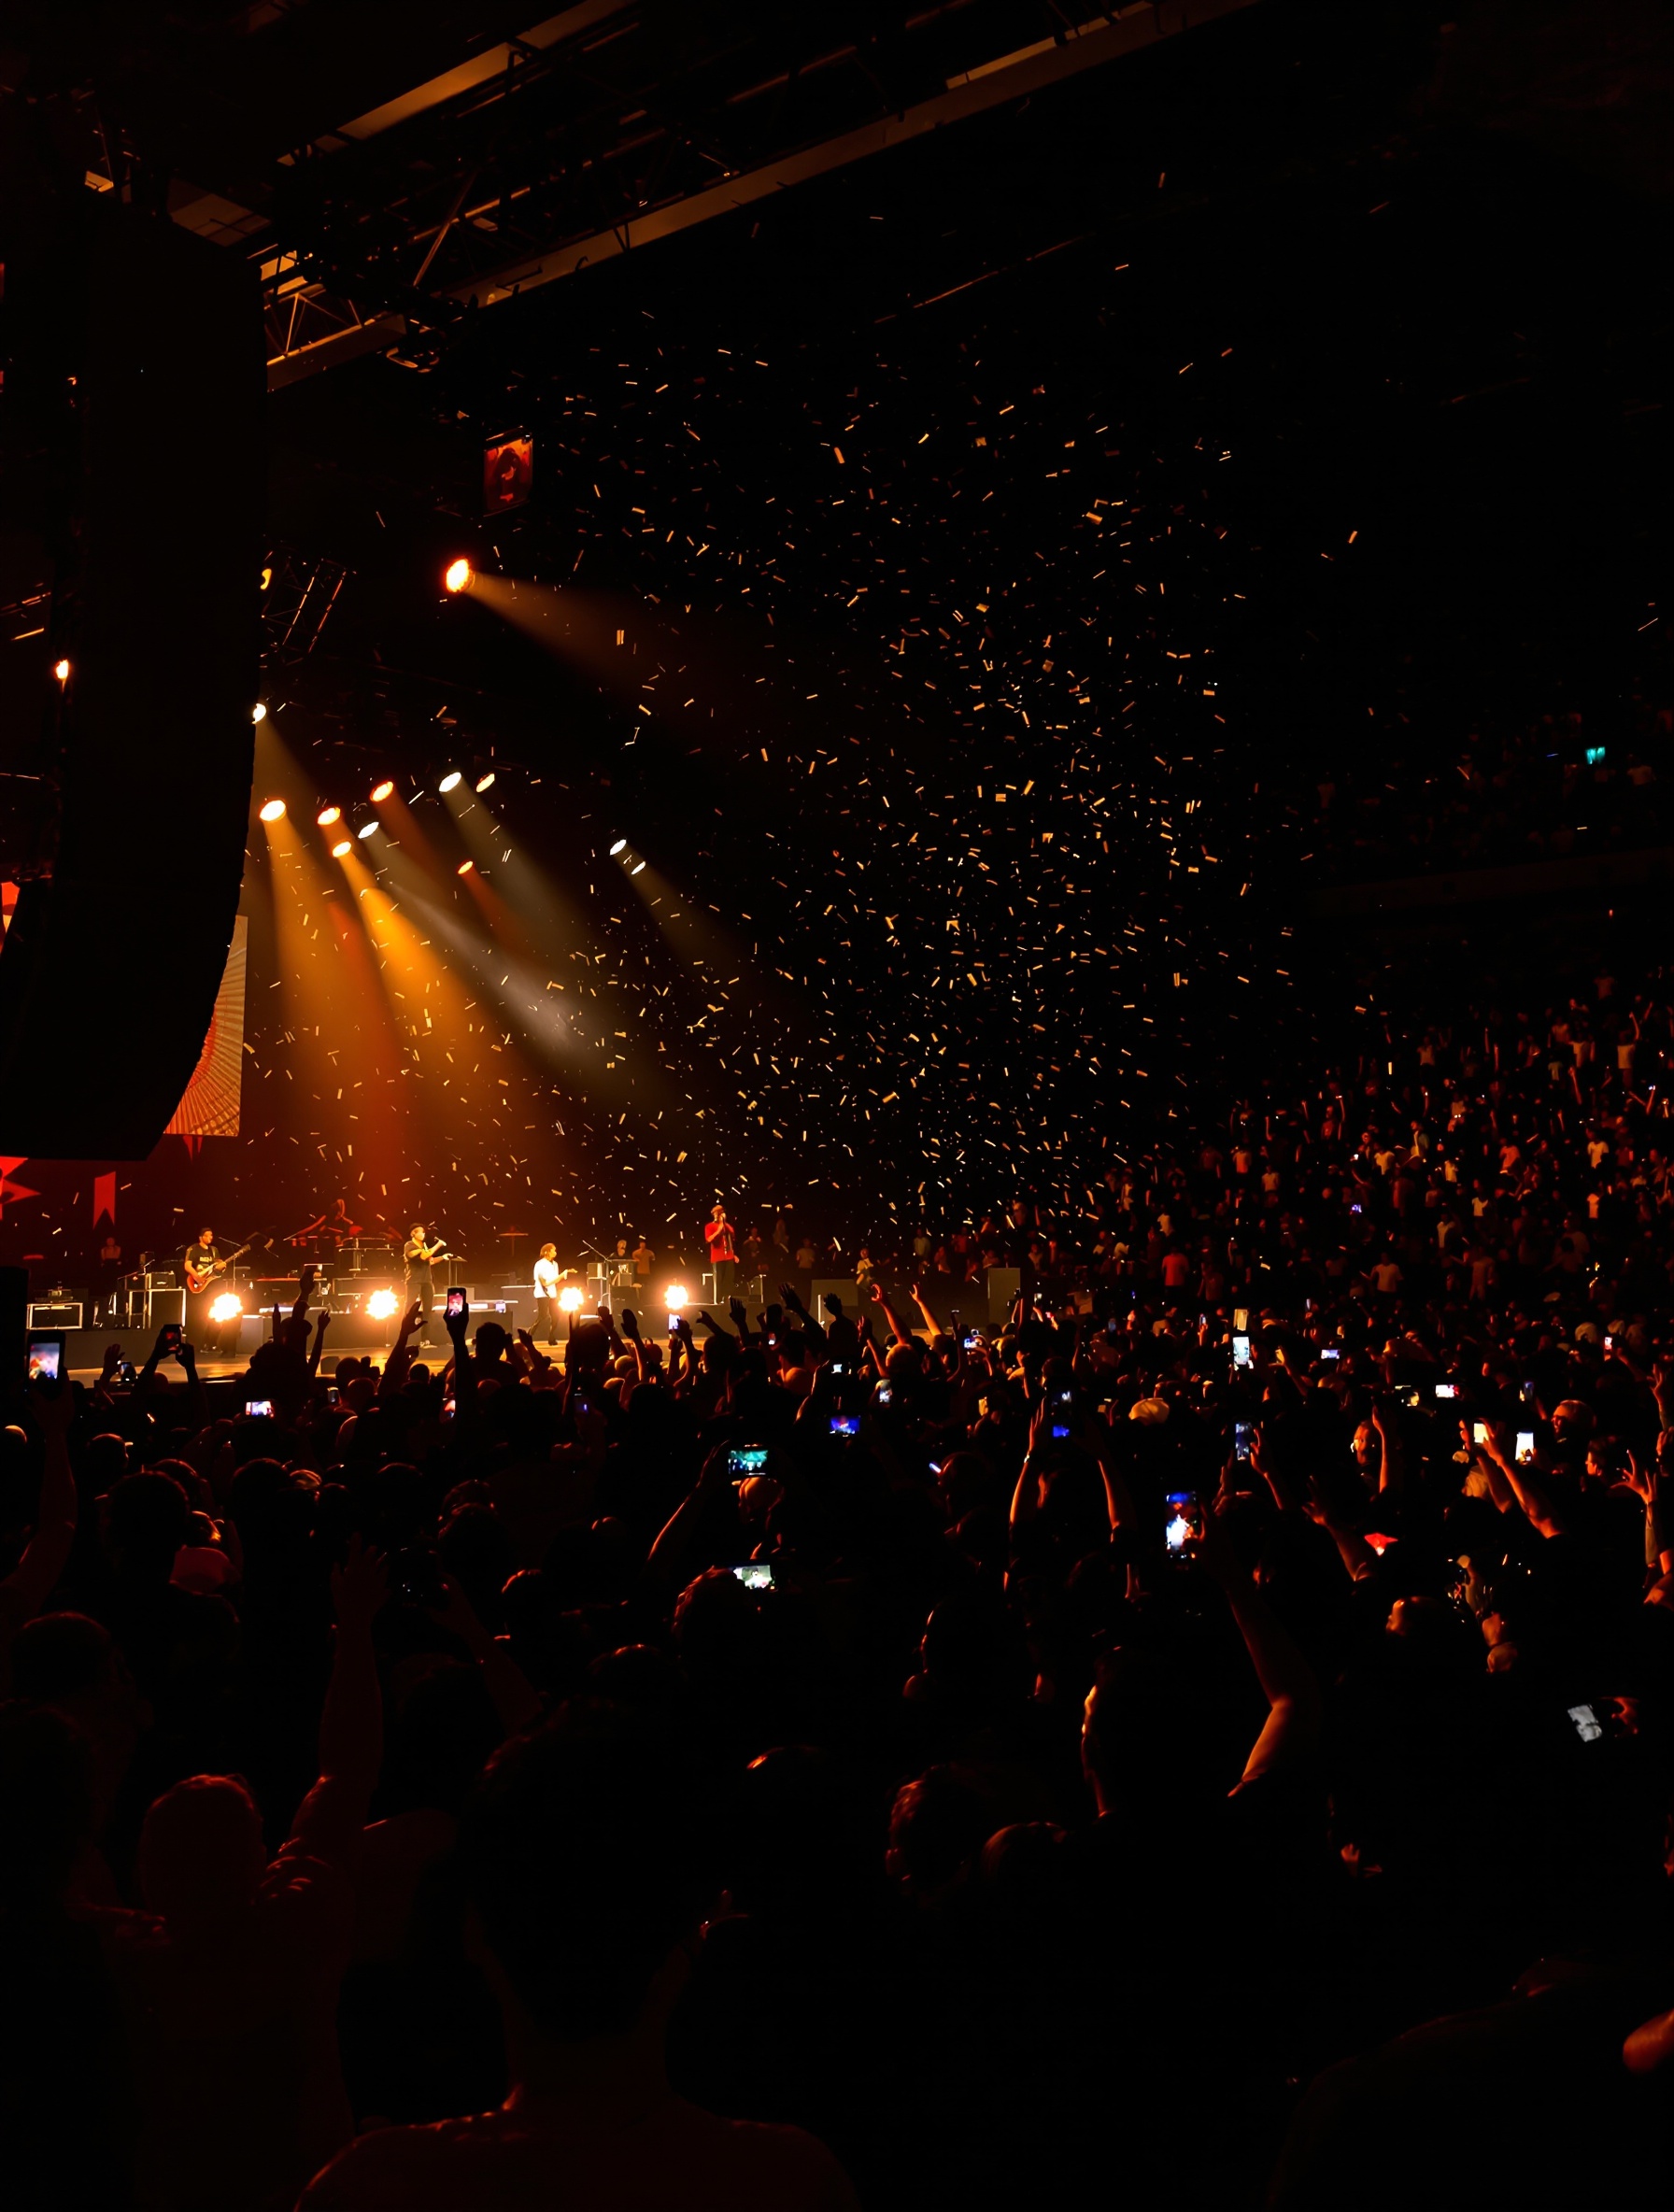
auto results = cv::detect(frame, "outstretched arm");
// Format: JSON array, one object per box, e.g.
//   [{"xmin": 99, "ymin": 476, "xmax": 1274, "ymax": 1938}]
[
  {"xmin": 1191, "ymin": 1508, "xmax": 1322, "ymax": 1785},
  {"xmin": 288, "ymin": 1540, "xmax": 387, "ymax": 1865},
  {"xmin": 1, "ymin": 1383, "xmax": 79, "ymax": 1640}
]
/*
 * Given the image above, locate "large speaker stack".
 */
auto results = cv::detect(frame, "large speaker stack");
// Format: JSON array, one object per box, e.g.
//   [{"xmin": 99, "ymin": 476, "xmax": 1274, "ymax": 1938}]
[{"xmin": 0, "ymin": 110, "xmax": 262, "ymax": 1157}]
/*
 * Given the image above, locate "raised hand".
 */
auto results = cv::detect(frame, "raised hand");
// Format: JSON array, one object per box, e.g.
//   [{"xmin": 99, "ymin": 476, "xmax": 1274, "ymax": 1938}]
[
  {"xmin": 329, "ymin": 1536, "xmax": 389, "ymax": 1634},
  {"xmin": 618, "ymin": 1306, "xmax": 641, "ymax": 1341}
]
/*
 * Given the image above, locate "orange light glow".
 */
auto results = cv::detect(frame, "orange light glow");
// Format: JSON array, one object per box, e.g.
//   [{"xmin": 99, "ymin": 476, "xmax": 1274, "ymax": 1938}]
[
  {"xmin": 53, "ymin": 659, "xmax": 70, "ymax": 683},
  {"xmin": 444, "ymin": 559, "xmax": 472, "ymax": 593},
  {"xmin": 318, "ymin": 805, "xmax": 342, "ymax": 827},
  {"xmin": 371, "ymin": 779, "xmax": 395, "ymax": 802},
  {"xmin": 259, "ymin": 798, "xmax": 286, "ymax": 823},
  {"xmin": 475, "ymin": 771, "xmax": 496, "ymax": 792},
  {"xmin": 331, "ymin": 838, "xmax": 353, "ymax": 858},
  {"xmin": 457, "ymin": 858, "xmax": 475, "ymax": 875}
]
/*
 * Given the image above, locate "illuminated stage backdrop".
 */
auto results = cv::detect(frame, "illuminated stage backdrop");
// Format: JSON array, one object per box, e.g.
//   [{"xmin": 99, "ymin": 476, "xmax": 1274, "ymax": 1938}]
[{"xmin": 165, "ymin": 914, "xmax": 247, "ymax": 1138}]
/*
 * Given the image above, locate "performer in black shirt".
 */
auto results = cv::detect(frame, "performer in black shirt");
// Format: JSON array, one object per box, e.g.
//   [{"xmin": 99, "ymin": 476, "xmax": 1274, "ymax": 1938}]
[
  {"xmin": 183, "ymin": 1227, "xmax": 222, "ymax": 1345},
  {"xmin": 404, "ymin": 1223, "xmax": 447, "ymax": 1341}
]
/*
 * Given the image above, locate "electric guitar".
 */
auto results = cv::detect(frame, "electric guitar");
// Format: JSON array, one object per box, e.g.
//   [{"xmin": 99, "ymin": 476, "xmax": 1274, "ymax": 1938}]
[{"xmin": 184, "ymin": 1236, "xmax": 263, "ymax": 1296}]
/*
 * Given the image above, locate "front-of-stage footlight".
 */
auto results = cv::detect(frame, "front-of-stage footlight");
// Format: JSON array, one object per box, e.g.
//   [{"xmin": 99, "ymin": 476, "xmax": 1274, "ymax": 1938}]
[
  {"xmin": 438, "ymin": 769, "xmax": 463, "ymax": 794},
  {"xmin": 608, "ymin": 838, "xmax": 628, "ymax": 857},
  {"xmin": 371, "ymin": 779, "xmax": 395, "ymax": 803},
  {"xmin": 331, "ymin": 838, "xmax": 353, "ymax": 858},
  {"xmin": 251, "ymin": 702, "xmax": 267, "ymax": 724},
  {"xmin": 318, "ymin": 805, "xmax": 342, "ymax": 828},
  {"xmin": 457, "ymin": 859, "xmax": 475, "ymax": 876},
  {"xmin": 366, "ymin": 1288, "xmax": 401, "ymax": 1321},
  {"xmin": 559, "ymin": 1285, "xmax": 584, "ymax": 1313},
  {"xmin": 53, "ymin": 659, "xmax": 70, "ymax": 684},
  {"xmin": 209, "ymin": 1292, "xmax": 244, "ymax": 1325},
  {"xmin": 444, "ymin": 559, "xmax": 472, "ymax": 593},
  {"xmin": 356, "ymin": 818, "xmax": 378, "ymax": 840},
  {"xmin": 259, "ymin": 798, "xmax": 286, "ymax": 823},
  {"xmin": 475, "ymin": 771, "xmax": 496, "ymax": 793},
  {"xmin": 664, "ymin": 1284, "xmax": 688, "ymax": 1314}
]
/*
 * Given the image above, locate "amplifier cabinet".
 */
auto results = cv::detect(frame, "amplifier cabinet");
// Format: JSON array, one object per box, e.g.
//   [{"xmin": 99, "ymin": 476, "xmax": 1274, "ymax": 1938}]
[{"xmin": 28, "ymin": 1301, "xmax": 84, "ymax": 1330}]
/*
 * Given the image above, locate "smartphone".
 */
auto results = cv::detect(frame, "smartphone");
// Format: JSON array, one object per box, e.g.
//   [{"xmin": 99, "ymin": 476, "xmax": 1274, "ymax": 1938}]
[
  {"xmin": 445, "ymin": 1287, "xmax": 465, "ymax": 1318},
  {"xmin": 1350, "ymin": 1202, "xmax": 1363, "ymax": 1215},
  {"xmin": 326, "ymin": 1385, "xmax": 341, "ymax": 1407},
  {"xmin": 1105, "ymin": 1317, "xmax": 1121, "ymax": 1340},
  {"xmin": 1434, "ymin": 1383, "xmax": 1458, "ymax": 1401},
  {"xmin": 443, "ymin": 1396, "xmax": 457, "ymax": 1418},
  {"xmin": 1471, "ymin": 1421, "xmax": 1489, "ymax": 1447},
  {"xmin": 1603, "ymin": 1333, "xmax": 1614, "ymax": 1352},
  {"xmin": 875, "ymin": 1382, "xmax": 893, "ymax": 1406},
  {"xmin": 962, "ymin": 1330, "xmax": 980, "ymax": 1351},
  {"xmin": 1050, "ymin": 1422, "xmax": 1071, "ymax": 1441},
  {"xmin": 116, "ymin": 1359, "xmax": 136, "ymax": 1387},
  {"xmin": 1231, "ymin": 1333, "xmax": 1252, "ymax": 1369},
  {"xmin": 1568, "ymin": 1703, "xmax": 1603, "ymax": 1744},
  {"xmin": 159, "ymin": 1323, "xmax": 182, "ymax": 1355},
  {"xmin": 668, "ymin": 1312, "xmax": 682, "ymax": 1334},
  {"xmin": 245, "ymin": 1398, "xmax": 274, "ymax": 1418},
  {"xmin": 733, "ymin": 1563, "xmax": 775, "ymax": 1591},
  {"xmin": 26, "ymin": 1334, "xmax": 64, "ymax": 1382},
  {"xmin": 1404, "ymin": 1385, "xmax": 1424, "ymax": 1410},
  {"xmin": 828, "ymin": 1359, "xmax": 847, "ymax": 1376},
  {"xmin": 1053, "ymin": 1385, "xmax": 1072, "ymax": 1411},
  {"xmin": 828, "ymin": 1412, "xmax": 860, "ymax": 1439},
  {"xmin": 1165, "ymin": 1491, "xmax": 1202, "ymax": 1556},
  {"xmin": 1321, "ymin": 1347, "xmax": 1341, "ymax": 1364},
  {"xmin": 727, "ymin": 1445, "xmax": 770, "ymax": 1479},
  {"xmin": 1515, "ymin": 1430, "xmax": 1535, "ymax": 1464},
  {"xmin": 1520, "ymin": 1380, "xmax": 1536, "ymax": 1407},
  {"xmin": 1234, "ymin": 1421, "xmax": 1254, "ymax": 1462}
]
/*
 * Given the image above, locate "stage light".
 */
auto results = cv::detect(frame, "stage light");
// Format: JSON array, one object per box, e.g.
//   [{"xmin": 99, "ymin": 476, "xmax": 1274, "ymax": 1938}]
[
  {"xmin": 209, "ymin": 1292, "xmax": 243, "ymax": 1325},
  {"xmin": 318, "ymin": 804, "xmax": 342, "ymax": 827},
  {"xmin": 371, "ymin": 779, "xmax": 395, "ymax": 802},
  {"xmin": 445, "ymin": 558, "xmax": 472, "ymax": 593},
  {"xmin": 259, "ymin": 798, "xmax": 286, "ymax": 823},
  {"xmin": 53, "ymin": 659, "xmax": 70, "ymax": 684},
  {"xmin": 331, "ymin": 838, "xmax": 352, "ymax": 858},
  {"xmin": 367, "ymin": 1288, "xmax": 401, "ymax": 1321},
  {"xmin": 356, "ymin": 819, "xmax": 378, "ymax": 840},
  {"xmin": 664, "ymin": 1284, "xmax": 688, "ymax": 1312},
  {"xmin": 559, "ymin": 1285, "xmax": 584, "ymax": 1312},
  {"xmin": 438, "ymin": 770, "xmax": 463, "ymax": 793},
  {"xmin": 457, "ymin": 858, "xmax": 475, "ymax": 875},
  {"xmin": 630, "ymin": 859, "xmax": 646, "ymax": 876},
  {"xmin": 251, "ymin": 702, "xmax": 267, "ymax": 724},
  {"xmin": 475, "ymin": 771, "xmax": 496, "ymax": 793},
  {"xmin": 608, "ymin": 838, "xmax": 628, "ymax": 856}
]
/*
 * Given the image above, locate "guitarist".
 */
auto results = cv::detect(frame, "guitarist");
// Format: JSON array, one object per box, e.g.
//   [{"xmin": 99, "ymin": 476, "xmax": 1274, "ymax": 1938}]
[
  {"xmin": 183, "ymin": 1227, "xmax": 224, "ymax": 1344},
  {"xmin": 404, "ymin": 1222, "xmax": 448, "ymax": 1342}
]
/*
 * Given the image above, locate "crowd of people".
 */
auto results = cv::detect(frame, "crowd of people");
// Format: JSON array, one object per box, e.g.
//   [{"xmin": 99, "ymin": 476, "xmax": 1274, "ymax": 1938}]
[{"xmin": 2, "ymin": 966, "xmax": 1671, "ymax": 2209}]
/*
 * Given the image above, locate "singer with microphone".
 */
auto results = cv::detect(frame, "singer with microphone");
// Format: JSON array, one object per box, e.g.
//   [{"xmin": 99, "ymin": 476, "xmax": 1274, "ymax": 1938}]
[{"xmin": 403, "ymin": 1222, "xmax": 449, "ymax": 1342}]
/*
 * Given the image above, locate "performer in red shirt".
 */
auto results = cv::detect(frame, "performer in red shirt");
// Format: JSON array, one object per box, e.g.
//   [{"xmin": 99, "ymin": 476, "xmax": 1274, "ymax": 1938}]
[{"xmin": 703, "ymin": 1202, "xmax": 737, "ymax": 1304}]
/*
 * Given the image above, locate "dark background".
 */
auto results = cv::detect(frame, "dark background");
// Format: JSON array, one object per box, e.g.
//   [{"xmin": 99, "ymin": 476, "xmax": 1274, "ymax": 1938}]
[{"xmin": 2, "ymin": 0, "xmax": 1667, "ymax": 1286}]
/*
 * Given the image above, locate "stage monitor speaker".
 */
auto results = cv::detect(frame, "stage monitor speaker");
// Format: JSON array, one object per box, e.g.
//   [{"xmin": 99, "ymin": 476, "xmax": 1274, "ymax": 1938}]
[{"xmin": 0, "ymin": 201, "xmax": 262, "ymax": 1157}]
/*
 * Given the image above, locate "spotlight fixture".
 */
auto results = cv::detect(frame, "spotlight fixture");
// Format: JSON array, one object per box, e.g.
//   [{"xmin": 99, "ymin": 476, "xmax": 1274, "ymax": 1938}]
[
  {"xmin": 444, "ymin": 558, "xmax": 472, "ymax": 593},
  {"xmin": 317, "ymin": 805, "xmax": 342, "ymax": 827},
  {"xmin": 258, "ymin": 798, "xmax": 286, "ymax": 822},
  {"xmin": 53, "ymin": 659, "xmax": 70, "ymax": 683},
  {"xmin": 630, "ymin": 859, "xmax": 646, "ymax": 876},
  {"xmin": 457, "ymin": 858, "xmax": 475, "ymax": 876},
  {"xmin": 371, "ymin": 779, "xmax": 395, "ymax": 802},
  {"xmin": 608, "ymin": 838, "xmax": 628, "ymax": 857},
  {"xmin": 559, "ymin": 1285, "xmax": 584, "ymax": 1312},
  {"xmin": 331, "ymin": 839, "xmax": 352, "ymax": 858},
  {"xmin": 209, "ymin": 1292, "xmax": 243, "ymax": 1325},
  {"xmin": 251, "ymin": 702, "xmax": 267, "ymax": 724},
  {"xmin": 438, "ymin": 770, "xmax": 463, "ymax": 793},
  {"xmin": 366, "ymin": 1288, "xmax": 401, "ymax": 1321},
  {"xmin": 475, "ymin": 771, "xmax": 496, "ymax": 793},
  {"xmin": 356, "ymin": 819, "xmax": 378, "ymax": 840}
]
